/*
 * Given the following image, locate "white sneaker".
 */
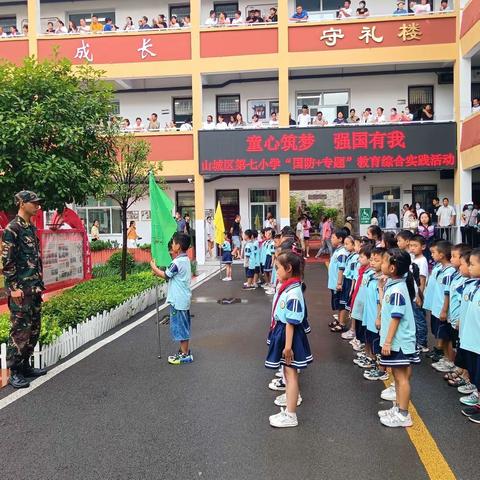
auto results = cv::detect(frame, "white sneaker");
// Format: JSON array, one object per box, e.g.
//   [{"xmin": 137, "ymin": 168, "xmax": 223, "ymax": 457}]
[
  {"xmin": 378, "ymin": 405, "xmax": 398, "ymax": 418},
  {"xmin": 431, "ymin": 357, "xmax": 447, "ymax": 368},
  {"xmin": 381, "ymin": 385, "xmax": 397, "ymax": 402},
  {"xmin": 275, "ymin": 368, "xmax": 283, "ymax": 378},
  {"xmin": 458, "ymin": 382, "xmax": 477, "ymax": 395},
  {"xmin": 333, "ymin": 314, "xmax": 339, "ymax": 320},
  {"xmin": 269, "ymin": 408, "xmax": 298, "ymax": 428},
  {"xmin": 341, "ymin": 330, "xmax": 356, "ymax": 340},
  {"xmin": 274, "ymin": 393, "xmax": 303, "ymax": 407},
  {"xmin": 352, "ymin": 342, "xmax": 365, "ymax": 352},
  {"xmin": 222, "ymin": 277, "xmax": 232, "ymax": 282},
  {"xmin": 268, "ymin": 378, "xmax": 286, "ymax": 391},
  {"xmin": 265, "ymin": 288, "xmax": 275, "ymax": 295},
  {"xmin": 380, "ymin": 410, "xmax": 413, "ymax": 428},
  {"xmin": 432, "ymin": 360, "xmax": 455, "ymax": 372}
]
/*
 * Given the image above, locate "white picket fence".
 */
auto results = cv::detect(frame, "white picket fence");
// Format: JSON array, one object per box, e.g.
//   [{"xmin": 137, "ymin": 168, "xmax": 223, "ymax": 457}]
[{"xmin": 0, "ymin": 284, "xmax": 166, "ymax": 370}]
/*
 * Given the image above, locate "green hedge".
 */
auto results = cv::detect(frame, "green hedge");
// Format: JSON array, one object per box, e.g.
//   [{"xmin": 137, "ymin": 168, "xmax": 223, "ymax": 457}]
[{"xmin": 0, "ymin": 271, "xmax": 162, "ymax": 346}]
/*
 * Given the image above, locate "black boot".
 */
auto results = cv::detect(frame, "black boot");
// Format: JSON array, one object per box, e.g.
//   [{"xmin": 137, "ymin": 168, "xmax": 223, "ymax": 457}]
[
  {"xmin": 8, "ymin": 371, "xmax": 30, "ymax": 389},
  {"xmin": 22, "ymin": 361, "xmax": 47, "ymax": 378}
]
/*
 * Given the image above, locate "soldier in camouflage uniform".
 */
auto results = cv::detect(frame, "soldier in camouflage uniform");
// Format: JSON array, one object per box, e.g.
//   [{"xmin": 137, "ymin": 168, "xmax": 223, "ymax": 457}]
[{"xmin": 1, "ymin": 191, "xmax": 47, "ymax": 388}]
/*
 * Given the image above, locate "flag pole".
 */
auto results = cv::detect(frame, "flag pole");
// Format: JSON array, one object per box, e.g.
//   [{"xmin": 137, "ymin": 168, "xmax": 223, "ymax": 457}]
[{"xmin": 155, "ymin": 282, "xmax": 162, "ymax": 359}]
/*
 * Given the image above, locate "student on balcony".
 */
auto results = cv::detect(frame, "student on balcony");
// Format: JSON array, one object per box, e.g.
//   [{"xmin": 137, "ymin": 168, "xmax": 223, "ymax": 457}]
[
  {"xmin": 266, "ymin": 7, "xmax": 278, "ymax": 22},
  {"xmin": 360, "ymin": 107, "xmax": 374, "ymax": 124},
  {"xmin": 147, "ymin": 113, "xmax": 160, "ymax": 131},
  {"xmin": 337, "ymin": 0, "xmax": 353, "ymax": 18},
  {"xmin": 389, "ymin": 107, "xmax": 402, "ymax": 122},
  {"xmin": 55, "ymin": 18, "xmax": 68, "ymax": 34},
  {"xmin": 251, "ymin": 114, "xmax": 264, "ymax": 129},
  {"xmin": 269, "ymin": 112, "xmax": 279, "ymax": 127},
  {"xmin": 401, "ymin": 106, "xmax": 413, "ymax": 121},
  {"xmin": 393, "ymin": 1, "xmax": 409, "ymax": 15},
  {"xmin": 90, "ymin": 16, "xmax": 103, "ymax": 33},
  {"xmin": 133, "ymin": 117, "xmax": 145, "ymax": 132},
  {"xmin": 333, "ymin": 111, "xmax": 346, "ymax": 124},
  {"xmin": 138, "ymin": 16, "xmax": 151, "ymax": 30},
  {"xmin": 413, "ymin": 0, "xmax": 431, "ymax": 14},
  {"xmin": 297, "ymin": 105, "xmax": 311, "ymax": 127},
  {"xmin": 347, "ymin": 109, "xmax": 359, "ymax": 123},
  {"xmin": 471, "ymin": 98, "xmax": 480, "ymax": 114},
  {"xmin": 216, "ymin": 115, "xmax": 228, "ymax": 130},
  {"xmin": 170, "ymin": 16, "xmax": 181, "ymax": 29},
  {"xmin": 0, "ymin": 26, "xmax": 7, "ymax": 38},
  {"xmin": 103, "ymin": 17, "xmax": 115, "ymax": 32},
  {"xmin": 45, "ymin": 21, "xmax": 54, "ymax": 34},
  {"xmin": 439, "ymin": 1, "xmax": 450, "ymax": 12},
  {"xmin": 203, "ymin": 115, "xmax": 215, "ymax": 130},
  {"xmin": 217, "ymin": 12, "xmax": 231, "ymax": 26},
  {"xmin": 356, "ymin": 1, "xmax": 370, "ymax": 17},
  {"xmin": 205, "ymin": 10, "xmax": 217, "ymax": 26},
  {"xmin": 419, "ymin": 104, "xmax": 434, "ymax": 121},
  {"xmin": 182, "ymin": 16, "xmax": 191, "ymax": 27},
  {"xmin": 313, "ymin": 111, "xmax": 328, "ymax": 126},
  {"xmin": 78, "ymin": 18, "xmax": 90, "ymax": 33},
  {"xmin": 374, "ymin": 107, "xmax": 386, "ymax": 123},
  {"xmin": 231, "ymin": 10, "xmax": 244, "ymax": 25},
  {"xmin": 290, "ymin": 5, "xmax": 309, "ymax": 22},
  {"xmin": 123, "ymin": 16, "xmax": 135, "ymax": 31}
]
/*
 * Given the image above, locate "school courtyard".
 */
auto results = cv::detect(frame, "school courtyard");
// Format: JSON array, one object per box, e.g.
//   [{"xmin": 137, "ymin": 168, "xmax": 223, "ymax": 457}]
[{"xmin": 0, "ymin": 264, "xmax": 474, "ymax": 480}]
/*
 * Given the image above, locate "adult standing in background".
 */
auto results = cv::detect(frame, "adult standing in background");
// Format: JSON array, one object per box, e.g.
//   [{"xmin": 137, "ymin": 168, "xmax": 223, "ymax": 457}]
[
  {"xmin": 1, "ymin": 191, "xmax": 47, "ymax": 389},
  {"xmin": 302, "ymin": 215, "xmax": 312, "ymax": 258},
  {"xmin": 230, "ymin": 214, "xmax": 242, "ymax": 260},
  {"xmin": 127, "ymin": 220, "xmax": 141, "ymax": 248},
  {"xmin": 344, "ymin": 216, "xmax": 354, "ymax": 235},
  {"xmin": 175, "ymin": 211, "xmax": 186, "ymax": 233},
  {"xmin": 386, "ymin": 208, "xmax": 399, "ymax": 230},
  {"xmin": 428, "ymin": 197, "xmax": 440, "ymax": 225},
  {"xmin": 91, "ymin": 219, "xmax": 100, "ymax": 241},
  {"xmin": 316, "ymin": 216, "xmax": 333, "ymax": 258},
  {"xmin": 264, "ymin": 211, "xmax": 277, "ymax": 232},
  {"xmin": 460, "ymin": 202, "xmax": 478, "ymax": 246},
  {"xmin": 436, "ymin": 197, "xmax": 456, "ymax": 241},
  {"xmin": 206, "ymin": 216, "xmax": 214, "ymax": 258},
  {"xmin": 370, "ymin": 210, "xmax": 379, "ymax": 226}
]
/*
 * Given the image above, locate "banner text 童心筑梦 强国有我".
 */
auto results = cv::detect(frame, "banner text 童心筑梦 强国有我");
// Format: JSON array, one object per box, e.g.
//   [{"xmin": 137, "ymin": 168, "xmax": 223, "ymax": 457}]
[{"xmin": 198, "ymin": 122, "xmax": 457, "ymax": 176}]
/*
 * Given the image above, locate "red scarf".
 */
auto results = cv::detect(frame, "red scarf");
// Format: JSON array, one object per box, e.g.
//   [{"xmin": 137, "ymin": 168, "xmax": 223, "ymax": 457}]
[
  {"xmin": 350, "ymin": 265, "xmax": 368, "ymax": 309},
  {"xmin": 270, "ymin": 277, "xmax": 302, "ymax": 330}
]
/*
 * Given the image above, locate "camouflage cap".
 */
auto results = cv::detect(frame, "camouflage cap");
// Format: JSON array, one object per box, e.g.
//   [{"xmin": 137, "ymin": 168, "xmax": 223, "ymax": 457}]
[{"xmin": 14, "ymin": 190, "xmax": 42, "ymax": 205}]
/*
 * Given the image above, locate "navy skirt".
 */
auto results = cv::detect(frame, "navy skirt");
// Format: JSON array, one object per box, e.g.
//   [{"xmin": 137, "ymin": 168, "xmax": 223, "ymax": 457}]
[
  {"xmin": 222, "ymin": 251, "xmax": 232, "ymax": 264},
  {"xmin": 265, "ymin": 322, "xmax": 313, "ymax": 370},
  {"xmin": 380, "ymin": 348, "xmax": 421, "ymax": 368},
  {"xmin": 264, "ymin": 255, "xmax": 273, "ymax": 272}
]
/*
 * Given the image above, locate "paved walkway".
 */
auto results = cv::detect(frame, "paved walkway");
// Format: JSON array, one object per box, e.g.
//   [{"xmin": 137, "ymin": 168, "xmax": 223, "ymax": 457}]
[{"xmin": 0, "ymin": 264, "xmax": 475, "ymax": 479}]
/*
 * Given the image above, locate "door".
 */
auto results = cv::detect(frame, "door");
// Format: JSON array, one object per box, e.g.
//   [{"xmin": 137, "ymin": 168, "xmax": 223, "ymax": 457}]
[
  {"xmin": 412, "ymin": 185, "xmax": 437, "ymax": 213},
  {"xmin": 372, "ymin": 201, "xmax": 400, "ymax": 229},
  {"xmin": 215, "ymin": 190, "xmax": 239, "ymax": 232}
]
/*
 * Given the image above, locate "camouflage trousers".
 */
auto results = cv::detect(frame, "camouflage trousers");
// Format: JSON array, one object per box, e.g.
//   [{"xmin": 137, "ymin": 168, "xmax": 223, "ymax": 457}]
[{"xmin": 6, "ymin": 294, "xmax": 42, "ymax": 371}]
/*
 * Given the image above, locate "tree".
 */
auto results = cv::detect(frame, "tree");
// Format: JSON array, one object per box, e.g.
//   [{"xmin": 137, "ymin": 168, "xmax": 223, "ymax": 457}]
[
  {"xmin": 0, "ymin": 56, "xmax": 117, "ymax": 212},
  {"xmin": 107, "ymin": 135, "xmax": 161, "ymax": 280}
]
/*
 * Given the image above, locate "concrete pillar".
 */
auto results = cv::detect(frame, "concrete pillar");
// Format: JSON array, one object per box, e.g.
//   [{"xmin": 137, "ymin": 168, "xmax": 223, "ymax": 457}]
[
  {"xmin": 27, "ymin": 0, "xmax": 39, "ymax": 57},
  {"xmin": 279, "ymin": 173, "xmax": 290, "ymax": 228}
]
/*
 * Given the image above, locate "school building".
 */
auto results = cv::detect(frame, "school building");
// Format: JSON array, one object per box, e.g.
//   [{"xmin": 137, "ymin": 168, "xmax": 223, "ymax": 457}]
[{"xmin": 1, "ymin": 0, "xmax": 479, "ymax": 263}]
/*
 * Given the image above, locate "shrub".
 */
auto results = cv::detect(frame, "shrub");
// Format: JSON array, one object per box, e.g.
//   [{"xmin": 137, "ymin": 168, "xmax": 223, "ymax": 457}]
[
  {"xmin": 107, "ymin": 251, "xmax": 135, "ymax": 274},
  {"xmin": 0, "ymin": 271, "xmax": 162, "ymax": 345},
  {"xmin": 139, "ymin": 243, "xmax": 151, "ymax": 250},
  {"xmin": 89, "ymin": 239, "xmax": 114, "ymax": 252},
  {"xmin": 190, "ymin": 260, "xmax": 198, "ymax": 276}
]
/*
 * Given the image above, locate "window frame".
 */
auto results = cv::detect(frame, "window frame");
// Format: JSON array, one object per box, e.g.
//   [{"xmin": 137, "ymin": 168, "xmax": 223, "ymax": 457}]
[
  {"xmin": 295, "ymin": 89, "xmax": 350, "ymax": 124},
  {"xmin": 213, "ymin": 2, "xmax": 239, "ymax": 17},
  {"xmin": 170, "ymin": 4, "xmax": 190, "ymax": 20},
  {"xmin": 173, "ymin": 96, "xmax": 193, "ymax": 128},
  {"xmin": 249, "ymin": 189, "xmax": 278, "ymax": 230},
  {"xmin": 216, "ymin": 94, "xmax": 241, "ymax": 121},
  {"xmin": 408, "ymin": 85, "xmax": 434, "ymax": 118}
]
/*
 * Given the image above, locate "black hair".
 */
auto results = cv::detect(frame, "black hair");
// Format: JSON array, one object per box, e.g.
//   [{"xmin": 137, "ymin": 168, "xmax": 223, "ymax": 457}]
[
  {"xmin": 410, "ymin": 234, "xmax": 426, "ymax": 246},
  {"xmin": 344, "ymin": 235, "xmax": 355, "ymax": 245},
  {"xmin": 367, "ymin": 225, "xmax": 382, "ymax": 240},
  {"xmin": 434, "ymin": 240, "xmax": 452, "ymax": 260},
  {"xmin": 385, "ymin": 248, "xmax": 416, "ymax": 301},
  {"xmin": 452, "ymin": 243, "xmax": 472, "ymax": 257},
  {"xmin": 471, "ymin": 248, "xmax": 480, "ymax": 261},
  {"xmin": 244, "ymin": 229, "xmax": 253, "ymax": 239},
  {"xmin": 252, "ymin": 229, "xmax": 258, "ymax": 239},
  {"xmin": 396, "ymin": 230, "xmax": 414, "ymax": 241},
  {"xmin": 172, "ymin": 232, "xmax": 190, "ymax": 251},
  {"xmin": 129, "ymin": 220, "xmax": 135, "ymax": 227},
  {"xmin": 382, "ymin": 231, "xmax": 397, "ymax": 249},
  {"xmin": 274, "ymin": 233, "xmax": 281, "ymax": 239},
  {"xmin": 276, "ymin": 251, "xmax": 303, "ymax": 277},
  {"xmin": 281, "ymin": 226, "xmax": 295, "ymax": 237},
  {"xmin": 353, "ymin": 235, "xmax": 362, "ymax": 242},
  {"xmin": 371, "ymin": 247, "xmax": 386, "ymax": 257},
  {"xmin": 333, "ymin": 228, "xmax": 348, "ymax": 241},
  {"xmin": 461, "ymin": 251, "xmax": 471, "ymax": 264},
  {"xmin": 359, "ymin": 244, "xmax": 373, "ymax": 258},
  {"xmin": 361, "ymin": 236, "xmax": 374, "ymax": 246}
]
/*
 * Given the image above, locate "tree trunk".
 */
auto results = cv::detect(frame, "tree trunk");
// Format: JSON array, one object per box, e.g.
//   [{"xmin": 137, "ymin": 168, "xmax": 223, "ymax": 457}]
[{"xmin": 121, "ymin": 204, "xmax": 128, "ymax": 281}]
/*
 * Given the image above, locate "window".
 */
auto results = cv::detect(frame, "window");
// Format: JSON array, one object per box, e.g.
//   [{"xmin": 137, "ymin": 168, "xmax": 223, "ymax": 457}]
[
  {"xmin": 111, "ymin": 100, "xmax": 120, "ymax": 116},
  {"xmin": 295, "ymin": 0, "xmax": 339, "ymax": 11},
  {"xmin": 408, "ymin": 85, "xmax": 434, "ymax": 119},
  {"xmin": 412, "ymin": 185, "xmax": 437, "ymax": 211},
  {"xmin": 214, "ymin": 2, "xmax": 239, "ymax": 17},
  {"xmin": 216, "ymin": 189, "xmax": 239, "ymax": 231},
  {"xmin": 371, "ymin": 186, "xmax": 401, "ymax": 229},
  {"xmin": 216, "ymin": 95, "xmax": 241, "ymax": 122},
  {"xmin": 250, "ymin": 190, "xmax": 277, "ymax": 230},
  {"xmin": 68, "ymin": 11, "xmax": 116, "ymax": 27},
  {"xmin": 170, "ymin": 4, "xmax": 190, "ymax": 20},
  {"xmin": 0, "ymin": 15, "xmax": 16, "ymax": 30},
  {"xmin": 296, "ymin": 90, "xmax": 349, "ymax": 124},
  {"xmin": 176, "ymin": 191, "xmax": 195, "ymax": 224},
  {"xmin": 173, "ymin": 97, "xmax": 192, "ymax": 128},
  {"xmin": 75, "ymin": 199, "xmax": 122, "ymax": 235}
]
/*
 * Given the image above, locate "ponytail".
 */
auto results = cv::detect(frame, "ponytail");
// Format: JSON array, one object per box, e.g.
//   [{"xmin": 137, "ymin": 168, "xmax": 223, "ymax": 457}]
[{"xmin": 405, "ymin": 271, "xmax": 416, "ymax": 302}]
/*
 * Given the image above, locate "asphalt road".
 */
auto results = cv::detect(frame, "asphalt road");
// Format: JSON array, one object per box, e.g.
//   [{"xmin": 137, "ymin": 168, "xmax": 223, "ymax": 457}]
[{"xmin": 0, "ymin": 264, "xmax": 475, "ymax": 480}]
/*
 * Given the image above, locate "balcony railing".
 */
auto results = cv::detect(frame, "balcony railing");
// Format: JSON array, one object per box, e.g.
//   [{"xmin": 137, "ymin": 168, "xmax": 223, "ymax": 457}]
[
  {"xmin": 135, "ymin": 132, "xmax": 194, "ymax": 162},
  {"xmin": 460, "ymin": 0, "xmax": 480, "ymax": 37},
  {"xmin": 0, "ymin": 37, "xmax": 29, "ymax": 64}
]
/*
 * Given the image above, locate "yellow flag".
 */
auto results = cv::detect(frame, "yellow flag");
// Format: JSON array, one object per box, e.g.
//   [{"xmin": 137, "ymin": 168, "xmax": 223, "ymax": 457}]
[{"xmin": 213, "ymin": 201, "xmax": 225, "ymax": 245}]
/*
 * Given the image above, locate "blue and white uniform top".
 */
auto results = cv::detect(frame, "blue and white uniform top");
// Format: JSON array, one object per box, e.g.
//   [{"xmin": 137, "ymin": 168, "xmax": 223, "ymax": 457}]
[
  {"xmin": 448, "ymin": 272, "xmax": 467, "ymax": 326},
  {"xmin": 261, "ymin": 239, "xmax": 274, "ymax": 265},
  {"xmin": 222, "ymin": 240, "xmax": 231, "ymax": 252},
  {"xmin": 380, "ymin": 277, "xmax": 416, "ymax": 354},
  {"xmin": 271, "ymin": 282, "xmax": 305, "ymax": 326},
  {"xmin": 431, "ymin": 264, "xmax": 456, "ymax": 319},
  {"xmin": 459, "ymin": 279, "xmax": 480, "ymax": 354},
  {"xmin": 271, "ymin": 263, "xmax": 277, "ymax": 284},
  {"xmin": 165, "ymin": 253, "xmax": 192, "ymax": 311},
  {"xmin": 253, "ymin": 240, "xmax": 260, "ymax": 268},
  {"xmin": 328, "ymin": 245, "xmax": 348, "ymax": 291},
  {"xmin": 423, "ymin": 263, "xmax": 441, "ymax": 312},
  {"xmin": 351, "ymin": 268, "xmax": 374, "ymax": 321},
  {"xmin": 363, "ymin": 272, "xmax": 381, "ymax": 332},
  {"xmin": 244, "ymin": 241, "xmax": 256, "ymax": 270},
  {"xmin": 345, "ymin": 252, "xmax": 359, "ymax": 281}
]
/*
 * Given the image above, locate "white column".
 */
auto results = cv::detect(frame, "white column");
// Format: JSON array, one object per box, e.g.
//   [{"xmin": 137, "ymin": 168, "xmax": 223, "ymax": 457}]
[{"xmin": 195, "ymin": 218, "xmax": 206, "ymax": 265}]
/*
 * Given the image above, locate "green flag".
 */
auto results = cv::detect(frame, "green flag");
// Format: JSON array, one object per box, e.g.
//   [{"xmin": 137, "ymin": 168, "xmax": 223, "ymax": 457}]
[{"xmin": 149, "ymin": 171, "xmax": 176, "ymax": 267}]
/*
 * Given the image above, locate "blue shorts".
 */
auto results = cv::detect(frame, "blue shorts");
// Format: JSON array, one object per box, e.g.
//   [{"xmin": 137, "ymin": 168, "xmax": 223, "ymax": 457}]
[
  {"xmin": 464, "ymin": 349, "xmax": 480, "ymax": 389},
  {"xmin": 221, "ymin": 251, "xmax": 232, "ymax": 264},
  {"xmin": 254, "ymin": 266, "xmax": 260, "ymax": 274},
  {"xmin": 365, "ymin": 329, "xmax": 381, "ymax": 355},
  {"xmin": 331, "ymin": 288, "xmax": 348, "ymax": 311},
  {"xmin": 436, "ymin": 318, "xmax": 453, "ymax": 341},
  {"xmin": 232, "ymin": 236, "xmax": 241, "ymax": 248},
  {"xmin": 379, "ymin": 348, "xmax": 420, "ymax": 368},
  {"xmin": 170, "ymin": 306, "xmax": 191, "ymax": 342},
  {"xmin": 245, "ymin": 267, "xmax": 255, "ymax": 279}
]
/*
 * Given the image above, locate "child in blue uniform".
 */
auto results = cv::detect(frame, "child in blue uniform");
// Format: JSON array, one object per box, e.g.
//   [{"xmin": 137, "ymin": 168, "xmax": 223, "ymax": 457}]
[
  {"xmin": 329, "ymin": 229, "xmax": 349, "ymax": 332},
  {"xmin": 252, "ymin": 229, "xmax": 261, "ymax": 286},
  {"xmin": 430, "ymin": 241, "xmax": 456, "ymax": 369},
  {"xmin": 459, "ymin": 249, "xmax": 480, "ymax": 423},
  {"xmin": 363, "ymin": 247, "xmax": 388, "ymax": 381},
  {"xmin": 266, "ymin": 251, "xmax": 312, "ymax": 428},
  {"xmin": 261, "ymin": 228, "xmax": 275, "ymax": 288},
  {"xmin": 378, "ymin": 249, "xmax": 419, "ymax": 428},
  {"xmin": 341, "ymin": 235, "xmax": 359, "ymax": 340},
  {"xmin": 221, "ymin": 231, "xmax": 233, "ymax": 281},
  {"xmin": 243, "ymin": 229, "xmax": 255, "ymax": 290}
]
